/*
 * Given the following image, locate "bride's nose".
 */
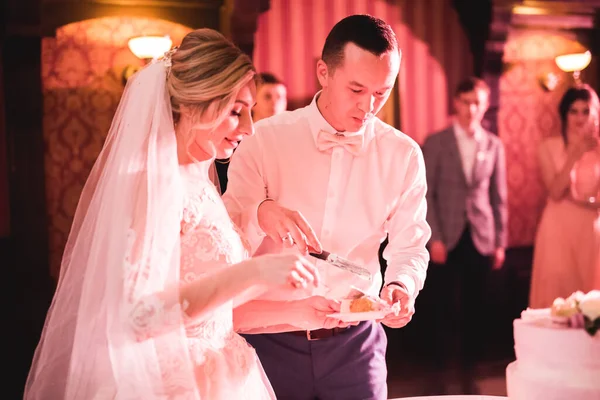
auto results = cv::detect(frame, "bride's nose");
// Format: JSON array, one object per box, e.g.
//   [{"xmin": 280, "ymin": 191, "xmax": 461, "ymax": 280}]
[{"xmin": 238, "ymin": 110, "xmax": 255, "ymax": 137}]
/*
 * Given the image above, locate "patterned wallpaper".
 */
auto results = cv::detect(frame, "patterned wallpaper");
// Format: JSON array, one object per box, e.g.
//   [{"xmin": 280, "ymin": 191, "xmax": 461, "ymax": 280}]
[{"xmin": 42, "ymin": 17, "xmax": 191, "ymax": 277}]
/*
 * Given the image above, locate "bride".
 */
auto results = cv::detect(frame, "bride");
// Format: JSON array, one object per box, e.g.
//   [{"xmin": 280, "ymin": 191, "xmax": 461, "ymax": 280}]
[{"xmin": 24, "ymin": 29, "xmax": 341, "ymax": 399}]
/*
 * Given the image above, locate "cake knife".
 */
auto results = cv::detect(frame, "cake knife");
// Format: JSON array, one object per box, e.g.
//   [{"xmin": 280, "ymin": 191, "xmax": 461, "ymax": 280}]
[{"xmin": 309, "ymin": 251, "xmax": 372, "ymax": 281}]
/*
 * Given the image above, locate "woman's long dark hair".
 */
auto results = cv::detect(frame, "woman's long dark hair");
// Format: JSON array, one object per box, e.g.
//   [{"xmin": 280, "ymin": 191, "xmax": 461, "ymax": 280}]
[{"xmin": 558, "ymin": 84, "xmax": 600, "ymax": 144}]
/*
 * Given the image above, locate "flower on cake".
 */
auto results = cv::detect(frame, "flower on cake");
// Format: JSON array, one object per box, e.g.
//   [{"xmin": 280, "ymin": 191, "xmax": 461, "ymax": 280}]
[
  {"xmin": 551, "ymin": 291, "xmax": 584, "ymax": 317},
  {"xmin": 551, "ymin": 290, "xmax": 600, "ymax": 336},
  {"xmin": 580, "ymin": 291, "xmax": 600, "ymax": 320},
  {"xmin": 579, "ymin": 290, "xmax": 600, "ymax": 336}
]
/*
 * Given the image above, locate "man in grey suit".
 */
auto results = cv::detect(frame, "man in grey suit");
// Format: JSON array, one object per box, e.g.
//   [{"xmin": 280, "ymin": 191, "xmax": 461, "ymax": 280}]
[{"xmin": 421, "ymin": 77, "xmax": 508, "ymax": 394}]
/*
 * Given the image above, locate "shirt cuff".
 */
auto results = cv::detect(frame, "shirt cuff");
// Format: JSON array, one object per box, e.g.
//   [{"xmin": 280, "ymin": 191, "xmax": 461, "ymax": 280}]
[{"xmin": 386, "ymin": 276, "xmax": 416, "ymax": 298}]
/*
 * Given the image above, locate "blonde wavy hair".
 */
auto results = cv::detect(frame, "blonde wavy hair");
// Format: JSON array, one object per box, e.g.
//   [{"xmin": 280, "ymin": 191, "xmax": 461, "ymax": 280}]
[{"xmin": 167, "ymin": 29, "xmax": 256, "ymax": 148}]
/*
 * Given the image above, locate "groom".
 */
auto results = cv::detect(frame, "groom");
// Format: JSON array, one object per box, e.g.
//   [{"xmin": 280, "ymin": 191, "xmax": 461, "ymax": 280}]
[{"xmin": 224, "ymin": 15, "xmax": 430, "ymax": 400}]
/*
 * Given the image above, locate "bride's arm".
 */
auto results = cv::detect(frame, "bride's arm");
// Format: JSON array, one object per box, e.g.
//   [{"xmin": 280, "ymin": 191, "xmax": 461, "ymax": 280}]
[
  {"xmin": 232, "ymin": 299, "xmax": 302, "ymax": 333},
  {"xmin": 178, "ymin": 260, "xmax": 265, "ymax": 319},
  {"xmin": 232, "ymin": 297, "xmax": 341, "ymax": 334},
  {"xmin": 238, "ymin": 324, "xmax": 303, "ymax": 334},
  {"xmin": 127, "ymin": 258, "xmax": 265, "ymax": 340},
  {"xmin": 128, "ymin": 253, "xmax": 318, "ymax": 340}
]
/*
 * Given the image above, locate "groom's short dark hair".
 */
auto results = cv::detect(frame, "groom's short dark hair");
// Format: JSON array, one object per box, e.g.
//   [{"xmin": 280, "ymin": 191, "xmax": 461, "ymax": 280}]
[{"xmin": 321, "ymin": 14, "xmax": 398, "ymax": 70}]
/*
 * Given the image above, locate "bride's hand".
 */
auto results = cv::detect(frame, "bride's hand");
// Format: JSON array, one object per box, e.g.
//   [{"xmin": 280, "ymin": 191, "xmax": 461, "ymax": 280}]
[{"xmin": 250, "ymin": 253, "xmax": 321, "ymax": 289}]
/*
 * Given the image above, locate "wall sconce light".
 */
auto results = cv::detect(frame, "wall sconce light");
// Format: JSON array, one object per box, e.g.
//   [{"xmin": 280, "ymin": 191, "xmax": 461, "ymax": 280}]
[
  {"xmin": 555, "ymin": 50, "xmax": 592, "ymax": 83},
  {"xmin": 123, "ymin": 35, "xmax": 173, "ymax": 83}
]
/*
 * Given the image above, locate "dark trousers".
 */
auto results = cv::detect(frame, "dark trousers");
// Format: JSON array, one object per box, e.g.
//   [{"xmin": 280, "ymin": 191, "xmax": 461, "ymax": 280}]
[
  {"xmin": 242, "ymin": 321, "xmax": 388, "ymax": 400},
  {"xmin": 417, "ymin": 227, "xmax": 491, "ymax": 391}
]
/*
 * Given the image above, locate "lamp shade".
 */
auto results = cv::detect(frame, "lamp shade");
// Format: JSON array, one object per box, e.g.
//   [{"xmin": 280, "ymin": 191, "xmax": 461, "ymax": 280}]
[
  {"xmin": 555, "ymin": 51, "xmax": 592, "ymax": 73},
  {"xmin": 128, "ymin": 35, "xmax": 173, "ymax": 60}
]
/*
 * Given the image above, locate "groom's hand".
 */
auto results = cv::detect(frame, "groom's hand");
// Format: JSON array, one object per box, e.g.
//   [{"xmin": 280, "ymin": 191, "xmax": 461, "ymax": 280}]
[
  {"xmin": 377, "ymin": 283, "xmax": 415, "ymax": 328},
  {"xmin": 257, "ymin": 200, "xmax": 322, "ymax": 254}
]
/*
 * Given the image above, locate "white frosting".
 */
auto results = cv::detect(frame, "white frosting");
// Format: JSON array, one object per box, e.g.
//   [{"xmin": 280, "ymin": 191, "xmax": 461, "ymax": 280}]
[
  {"xmin": 507, "ymin": 362, "xmax": 600, "ymax": 400},
  {"xmin": 506, "ymin": 318, "xmax": 600, "ymax": 399}
]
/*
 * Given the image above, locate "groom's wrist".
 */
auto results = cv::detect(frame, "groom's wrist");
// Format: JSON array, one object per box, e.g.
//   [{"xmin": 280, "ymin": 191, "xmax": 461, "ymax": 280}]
[
  {"xmin": 386, "ymin": 281, "xmax": 407, "ymax": 291},
  {"xmin": 385, "ymin": 276, "xmax": 415, "ymax": 298}
]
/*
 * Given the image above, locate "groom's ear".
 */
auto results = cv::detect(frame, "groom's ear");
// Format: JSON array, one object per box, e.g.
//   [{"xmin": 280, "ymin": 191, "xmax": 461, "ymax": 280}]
[{"xmin": 316, "ymin": 59, "xmax": 329, "ymax": 88}]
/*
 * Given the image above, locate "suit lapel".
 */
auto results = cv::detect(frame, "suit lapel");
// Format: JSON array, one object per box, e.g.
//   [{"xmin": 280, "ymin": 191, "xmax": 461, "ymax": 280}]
[{"xmin": 446, "ymin": 127, "xmax": 468, "ymax": 187}]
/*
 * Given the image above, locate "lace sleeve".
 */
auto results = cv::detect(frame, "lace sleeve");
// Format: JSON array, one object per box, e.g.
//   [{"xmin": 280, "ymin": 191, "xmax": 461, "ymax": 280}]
[{"xmin": 122, "ymin": 228, "xmax": 187, "ymax": 341}]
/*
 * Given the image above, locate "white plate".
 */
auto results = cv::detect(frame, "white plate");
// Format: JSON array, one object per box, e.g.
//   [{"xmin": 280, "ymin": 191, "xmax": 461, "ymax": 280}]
[{"xmin": 327, "ymin": 310, "xmax": 389, "ymax": 322}]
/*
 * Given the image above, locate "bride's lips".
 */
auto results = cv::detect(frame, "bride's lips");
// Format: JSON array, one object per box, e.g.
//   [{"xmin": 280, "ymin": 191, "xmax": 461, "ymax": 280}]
[{"xmin": 224, "ymin": 136, "xmax": 244, "ymax": 149}]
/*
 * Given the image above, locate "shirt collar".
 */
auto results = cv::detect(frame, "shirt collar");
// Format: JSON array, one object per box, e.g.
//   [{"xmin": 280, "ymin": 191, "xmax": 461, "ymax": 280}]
[{"xmin": 453, "ymin": 120, "xmax": 483, "ymax": 141}]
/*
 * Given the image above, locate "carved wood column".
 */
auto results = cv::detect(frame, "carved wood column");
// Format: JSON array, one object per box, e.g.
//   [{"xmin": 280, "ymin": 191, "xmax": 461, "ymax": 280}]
[
  {"xmin": 0, "ymin": 53, "xmax": 9, "ymax": 238},
  {"xmin": 228, "ymin": 0, "xmax": 269, "ymax": 58},
  {"xmin": 482, "ymin": 1, "xmax": 514, "ymax": 135},
  {"xmin": 4, "ymin": 0, "xmax": 54, "ymax": 395}
]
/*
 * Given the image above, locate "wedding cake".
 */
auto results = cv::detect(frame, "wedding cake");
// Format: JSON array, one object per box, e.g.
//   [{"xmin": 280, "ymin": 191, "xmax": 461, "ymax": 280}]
[{"xmin": 506, "ymin": 290, "xmax": 600, "ymax": 400}]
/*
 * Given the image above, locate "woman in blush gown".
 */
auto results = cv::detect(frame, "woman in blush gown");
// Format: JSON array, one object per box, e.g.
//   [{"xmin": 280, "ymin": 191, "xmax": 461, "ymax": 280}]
[{"xmin": 530, "ymin": 84, "xmax": 600, "ymax": 308}]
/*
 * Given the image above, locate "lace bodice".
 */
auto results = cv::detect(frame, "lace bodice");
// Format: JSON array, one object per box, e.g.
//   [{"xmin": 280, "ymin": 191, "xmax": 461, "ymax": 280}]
[
  {"xmin": 180, "ymin": 178, "xmax": 248, "ymax": 271},
  {"xmin": 178, "ymin": 171, "xmax": 275, "ymax": 399},
  {"xmin": 120, "ymin": 166, "xmax": 274, "ymax": 399},
  {"xmin": 179, "ymin": 172, "xmax": 249, "ymax": 346}
]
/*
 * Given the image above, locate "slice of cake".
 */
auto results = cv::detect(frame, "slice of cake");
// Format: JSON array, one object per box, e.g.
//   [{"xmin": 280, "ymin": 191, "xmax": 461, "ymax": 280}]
[
  {"xmin": 348, "ymin": 296, "xmax": 383, "ymax": 313},
  {"xmin": 340, "ymin": 287, "xmax": 394, "ymax": 314},
  {"xmin": 506, "ymin": 290, "xmax": 600, "ymax": 400}
]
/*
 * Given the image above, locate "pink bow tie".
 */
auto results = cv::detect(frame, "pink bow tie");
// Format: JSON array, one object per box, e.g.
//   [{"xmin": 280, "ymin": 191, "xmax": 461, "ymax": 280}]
[{"xmin": 316, "ymin": 130, "xmax": 364, "ymax": 156}]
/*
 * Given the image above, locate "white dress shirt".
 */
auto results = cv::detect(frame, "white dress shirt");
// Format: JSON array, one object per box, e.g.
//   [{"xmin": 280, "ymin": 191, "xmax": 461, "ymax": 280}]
[
  {"xmin": 453, "ymin": 121, "xmax": 483, "ymax": 184},
  {"xmin": 223, "ymin": 94, "xmax": 431, "ymax": 300}
]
